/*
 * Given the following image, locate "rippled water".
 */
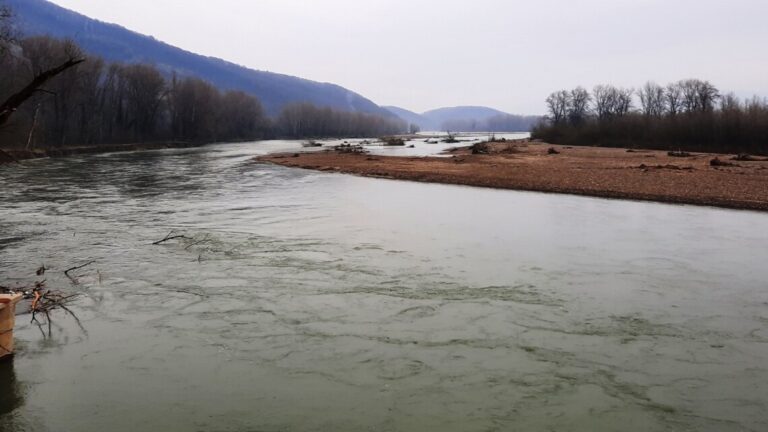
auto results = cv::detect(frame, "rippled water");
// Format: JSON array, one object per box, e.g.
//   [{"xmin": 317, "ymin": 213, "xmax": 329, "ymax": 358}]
[{"xmin": 1, "ymin": 141, "xmax": 767, "ymax": 431}]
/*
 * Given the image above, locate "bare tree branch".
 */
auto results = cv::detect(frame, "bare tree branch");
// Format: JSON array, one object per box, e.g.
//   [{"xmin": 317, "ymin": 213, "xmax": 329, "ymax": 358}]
[{"xmin": 0, "ymin": 57, "xmax": 86, "ymax": 127}]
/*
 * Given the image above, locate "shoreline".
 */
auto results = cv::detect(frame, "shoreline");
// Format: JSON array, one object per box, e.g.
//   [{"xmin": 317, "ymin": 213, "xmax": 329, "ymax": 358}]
[
  {"xmin": 0, "ymin": 141, "xmax": 208, "ymax": 164},
  {"xmin": 255, "ymin": 142, "xmax": 768, "ymax": 212}
]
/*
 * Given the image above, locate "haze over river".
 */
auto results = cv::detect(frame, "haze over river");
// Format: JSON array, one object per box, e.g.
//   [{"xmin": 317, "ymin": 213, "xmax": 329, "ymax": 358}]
[{"xmin": 1, "ymin": 140, "xmax": 767, "ymax": 431}]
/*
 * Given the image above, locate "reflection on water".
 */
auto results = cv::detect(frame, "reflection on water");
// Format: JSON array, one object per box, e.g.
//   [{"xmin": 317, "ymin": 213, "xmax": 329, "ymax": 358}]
[
  {"xmin": 0, "ymin": 360, "xmax": 23, "ymax": 416},
  {"xmin": 1, "ymin": 140, "xmax": 768, "ymax": 431}
]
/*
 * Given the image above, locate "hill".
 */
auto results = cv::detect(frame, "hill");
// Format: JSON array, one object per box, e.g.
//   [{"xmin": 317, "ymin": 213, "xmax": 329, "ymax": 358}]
[
  {"xmin": 382, "ymin": 106, "xmax": 437, "ymax": 131},
  {"xmin": 7, "ymin": 0, "xmax": 393, "ymax": 117},
  {"xmin": 385, "ymin": 105, "xmax": 540, "ymax": 132},
  {"xmin": 422, "ymin": 106, "xmax": 508, "ymax": 128}
]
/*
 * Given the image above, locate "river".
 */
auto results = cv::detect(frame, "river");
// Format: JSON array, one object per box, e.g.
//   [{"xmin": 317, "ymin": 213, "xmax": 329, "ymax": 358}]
[{"xmin": 1, "ymin": 140, "xmax": 767, "ymax": 431}]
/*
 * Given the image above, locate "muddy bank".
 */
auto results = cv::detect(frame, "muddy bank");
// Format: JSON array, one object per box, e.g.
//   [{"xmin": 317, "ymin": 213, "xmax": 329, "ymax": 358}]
[
  {"xmin": 256, "ymin": 142, "xmax": 768, "ymax": 211},
  {"xmin": 0, "ymin": 141, "xmax": 207, "ymax": 164}
]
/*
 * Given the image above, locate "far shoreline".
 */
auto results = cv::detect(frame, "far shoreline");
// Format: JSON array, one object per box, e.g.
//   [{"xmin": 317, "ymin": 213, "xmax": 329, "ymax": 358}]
[
  {"xmin": 0, "ymin": 141, "xmax": 208, "ymax": 165},
  {"xmin": 255, "ymin": 141, "xmax": 768, "ymax": 212}
]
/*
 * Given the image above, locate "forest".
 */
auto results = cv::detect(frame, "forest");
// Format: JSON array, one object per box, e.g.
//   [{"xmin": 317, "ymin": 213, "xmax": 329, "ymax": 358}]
[
  {"xmin": 0, "ymin": 7, "xmax": 406, "ymax": 150},
  {"xmin": 533, "ymin": 80, "xmax": 768, "ymax": 154},
  {"xmin": 441, "ymin": 114, "xmax": 540, "ymax": 133}
]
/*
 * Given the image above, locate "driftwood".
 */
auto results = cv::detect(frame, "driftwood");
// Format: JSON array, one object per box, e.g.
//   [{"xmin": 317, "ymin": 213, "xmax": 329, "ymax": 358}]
[
  {"xmin": 668, "ymin": 150, "xmax": 692, "ymax": 157},
  {"xmin": 710, "ymin": 157, "xmax": 736, "ymax": 167},
  {"xmin": 732, "ymin": 154, "xmax": 768, "ymax": 162},
  {"xmin": 333, "ymin": 144, "xmax": 366, "ymax": 154},
  {"xmin": 64, "ymin": 260, "xmax": 95, "ymax": 284},
  {"xmin": 152, "ymin": 230, "xmax": 192, "ymax": 245},
  {"xmin": 2, "ymin": 270, "xmax": 84, "ymax": 339},
  {"xmin": 184, "ymin": 234, "xmax": 211, "ymax": 250},
  {"xmin": 30, "ymin": 285, "xmax": 83, "ymax": 338}
]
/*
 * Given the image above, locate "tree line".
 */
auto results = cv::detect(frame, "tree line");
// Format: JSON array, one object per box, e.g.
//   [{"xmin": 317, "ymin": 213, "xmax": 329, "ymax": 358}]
[
  {"xmin": 441, "ymin": 114, "xmax": 540, "ymax": 133},
  {"xmin": 533, "ymin": 79, "xmax": 768, "ymax": 154},
  {"xmin": 0, "ymin": 10, "xmax": 406, "ymax": 149},
  {"xmin": 276, "ymin": 103, "xmax": 405, "ymax": 138}
]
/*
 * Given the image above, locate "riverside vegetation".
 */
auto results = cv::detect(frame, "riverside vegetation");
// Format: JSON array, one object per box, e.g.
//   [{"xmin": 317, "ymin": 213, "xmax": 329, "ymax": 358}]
[
  {"xmin": 0, "ymin": 3, "xmax": 405, "ymax": 154},
  {"xmin": 533, "ymin": 80, "xmax": 768, "ymax": 155}
]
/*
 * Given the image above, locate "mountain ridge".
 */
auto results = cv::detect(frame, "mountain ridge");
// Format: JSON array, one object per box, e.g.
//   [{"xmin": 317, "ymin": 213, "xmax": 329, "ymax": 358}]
[
  {"xmin": 7, "ymin": 0, "xmax": 393, "ymax": 117},
  {"xmin": 384, "ymin": 105, "xmax": 540, "ymax": 132}
]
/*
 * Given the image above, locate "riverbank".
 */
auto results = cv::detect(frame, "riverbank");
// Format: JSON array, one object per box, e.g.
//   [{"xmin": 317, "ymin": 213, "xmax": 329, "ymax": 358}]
[
  {"xmin": 0, "ymin": 141, "xmax": 205, "ymax": 164},
  {"xmin": 256, "ymin": 141, "xmax": 768, "ymax": 211}
]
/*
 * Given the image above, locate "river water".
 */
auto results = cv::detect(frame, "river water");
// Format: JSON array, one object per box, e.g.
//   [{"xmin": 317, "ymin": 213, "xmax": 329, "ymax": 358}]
[{"xmin": 1, "ymin": 140, "xmax": 767, "ymax": 431}]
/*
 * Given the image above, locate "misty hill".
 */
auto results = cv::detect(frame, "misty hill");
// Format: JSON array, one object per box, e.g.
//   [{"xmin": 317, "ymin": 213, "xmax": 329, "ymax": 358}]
[
  {"xmin": 422, "ymin": 106, "xmax": 507, "ymax": 127},
  {"xmin": 385, "ymin": 106, "xmax": 540, "ymax": 132},
  {"xmin": 7, "ymin": 0, "xmax": 392, "ymax": 117},
  {"xmin": 382, "ymin": 106, "xmax": 438, "ymax": 131}
]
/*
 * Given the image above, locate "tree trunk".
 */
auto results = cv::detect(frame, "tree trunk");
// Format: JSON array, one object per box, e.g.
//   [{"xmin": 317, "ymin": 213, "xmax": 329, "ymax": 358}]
[{"xmin": 0, "ymin": 57, "xmax": 85, "ymax": 127}]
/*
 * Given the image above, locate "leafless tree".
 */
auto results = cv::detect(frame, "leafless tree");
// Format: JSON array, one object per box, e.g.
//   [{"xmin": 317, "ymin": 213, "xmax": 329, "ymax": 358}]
[
  {"xmin": 568, "ymin": 86, "xmax": 591, "ymax": 125},
  {"xmin": 664, "ymin": 83, "xmax": 683, "ymax": 116},
  {"xmin": 122, "ymin": 64, "xmax": 166, "ymax": 141},
  {"xmin": 217, "ymin": 90, "xmax": 266, "ymax": 141},
  {"xmin": 592, "ymin": 85, "xmax": 612, "ymax": 120},
  {"xmin": 639, "ymin": 82, "xmax": 666, "ymax": 118},
  {"xmin": 277, "ymin": 102, "xmax": 405, "ymax": 138},
  {"xmin": 534, "ymin": 79, "xmax": 767, "ymax": 155},
  {"xmin": 594, "ymin": 85, "xmax": 633, "ymax": 120},
  {"xmin": 0, "ymin": 38, "xmax": 85, "ymax": 128},
  {"xmin": 545, "ymin": 90, "xmax": 570, "ymax": 124},
  {"xmin": 0, "ymin": 0, "xmax": 14, "ymax": 52},
  {"xmin": 679, "ymin": 79, "xmax": 719, "ymax": 113}
]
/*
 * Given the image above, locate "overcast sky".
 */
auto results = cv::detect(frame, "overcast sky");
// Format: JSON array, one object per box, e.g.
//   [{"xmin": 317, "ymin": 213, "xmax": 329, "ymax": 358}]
[{"xmin": 50, "ymin": 0, "xmax": 768, "ymax": 114}]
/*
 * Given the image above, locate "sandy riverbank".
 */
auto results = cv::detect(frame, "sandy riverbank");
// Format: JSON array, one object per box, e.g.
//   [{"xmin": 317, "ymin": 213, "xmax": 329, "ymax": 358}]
[{"xmin": 256, "ymin": 141, "xmax": 768, "ymax": 211}]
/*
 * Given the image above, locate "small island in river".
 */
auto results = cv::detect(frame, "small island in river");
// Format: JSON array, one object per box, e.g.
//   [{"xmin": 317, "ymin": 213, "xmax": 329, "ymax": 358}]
[{"xmin": 257, "ymin": 140, "xmax": 768, "ymax": 211}]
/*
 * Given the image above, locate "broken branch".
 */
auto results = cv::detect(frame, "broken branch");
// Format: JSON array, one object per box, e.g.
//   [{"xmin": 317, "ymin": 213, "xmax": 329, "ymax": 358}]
[{"xmin": 152, "ymin": 230, "xmax": 191, "ymax": 245}]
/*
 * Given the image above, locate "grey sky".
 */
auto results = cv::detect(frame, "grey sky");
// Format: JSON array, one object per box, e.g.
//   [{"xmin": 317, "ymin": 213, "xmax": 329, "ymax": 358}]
[{"xmin": 50, "ymin": 0, "xmax": 768, "ymax": 114}]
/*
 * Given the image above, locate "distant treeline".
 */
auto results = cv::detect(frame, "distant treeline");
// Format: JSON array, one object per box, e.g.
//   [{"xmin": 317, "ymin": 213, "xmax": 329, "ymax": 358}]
[
  {"xmin": 532, "ymin": 80, "xmax": 768, "ymax": 155},
  {"xmin": 442, "ymin": 114, "xmax": 540, "ymax": 133},
  {"xmin": 276, "ymin": 103, "xmax": 406, "ymax": 138},
  {"xmin": 0, "ymin": 35, "xmax": 406, "ymax": 149}
]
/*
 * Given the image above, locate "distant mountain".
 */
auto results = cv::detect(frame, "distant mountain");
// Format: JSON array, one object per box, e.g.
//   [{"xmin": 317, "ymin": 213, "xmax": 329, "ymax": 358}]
[
  {"xmin": 422, "ymin": 106, "xmax": 508, "ymax": 128},
  {"xmin": 385, "ymin": 105, "xmax": 540, "ymax": 132},
  {"xmin": 7, "ymin": 0, "xmax": 393, "ymax": 117},
  {"xmin": 382, "ymin": 106, "xmax": 437, "ymax": 131}
]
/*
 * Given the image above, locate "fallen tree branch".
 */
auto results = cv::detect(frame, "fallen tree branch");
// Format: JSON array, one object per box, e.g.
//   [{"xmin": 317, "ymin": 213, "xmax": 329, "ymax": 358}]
[
  {"xmin": 184, "ymin": 234, "xmax": 211, "ymax": 250},
  {"xmin": 64, "ymin": 260, "xmax": 95, "ymax": 277},
  {"xmin": 0, "ymin": 57, "xmax": 86, "ymax": 127},
  {"xmin": 64, "ymin": 260, "xmax": 95, "ymax": 284},
  {"xmin": 152, "ymin": 230, "xmax": 191, "ymax": 245}
]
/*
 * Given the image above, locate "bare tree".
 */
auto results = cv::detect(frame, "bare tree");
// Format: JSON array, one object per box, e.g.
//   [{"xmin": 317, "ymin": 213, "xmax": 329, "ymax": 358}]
[
  {"xmin": 0, "ymin": 37, "xmax": 86, "ymax": 128},
  {"xmin": 720, "ymin": 92, "xmax": 741, "ymax": 113},
  {"xmin": 615, "ymin": 87, "xmax": 634, "ymax": 117},
  {"xmin": 534, "ymin": 79, "xmax": 768, "ymax": 155},
  {"xmin": 568, "ymin": 86, "xmax": 591, "ymax": 125},
  {"xmin": 664, "ymin": 83, "xmax": 683, "ymax": 116},
  {"xmin": 592, "ymin": 85, "xmax": 613, "ymax": 120},
  {"xmin": 122, "ymin": 64, "xmax": 166, "ymax": 141},
  {"xmin": 594, "ymin": 85, "xmax": 633, "ymax": 120},
  {"xmin": 217, "ymin": 90, "xmax": 267, "ymax": 141},
  {"xmin": 679, "ymin": 79, "xmax": 719, "ymax": 113},
  {"xmin": 0, "ymin": 0, "xmax": 14, "ymax": 52},
  {"xmin": 545, "ymin": 90, "xmax": 570, "ymax": 124},
  {"xmin": 639, "ymin": 81, "xmax": 666, "ymax": 118}
]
